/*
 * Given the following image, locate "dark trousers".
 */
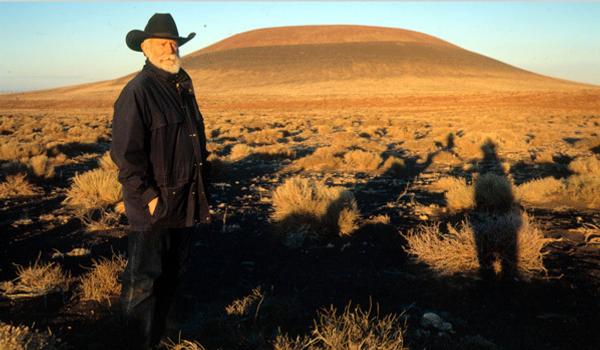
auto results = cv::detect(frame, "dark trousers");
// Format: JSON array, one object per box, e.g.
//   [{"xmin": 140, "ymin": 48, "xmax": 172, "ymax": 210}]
[{"xmin": 120, "ymin": 226, "xmax": 194, "ymax": 350}]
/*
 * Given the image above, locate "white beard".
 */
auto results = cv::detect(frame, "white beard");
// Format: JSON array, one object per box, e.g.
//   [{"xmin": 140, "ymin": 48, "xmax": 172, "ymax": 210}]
[{"xmin": 150, "ymin": 54, "xmax": 181, "ymax": 74}]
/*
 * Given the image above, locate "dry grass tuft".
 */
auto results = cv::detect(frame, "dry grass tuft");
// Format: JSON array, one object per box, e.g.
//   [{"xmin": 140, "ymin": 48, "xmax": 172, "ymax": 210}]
[
  {"xmin": 338, "ymin": 205, "xmax": 360, "ymax": 236},
  {"xmin": 404, "ymin": 211, "xmax": 550, "ymax": 278},
  {"xmin": 564, "ymin": 174, "xmax": 600, "ymax": 209},
  {"xmin": 515, "ymin": 177, "xmax": 564, "ymax": 205},
  {"xmin": 229, "ymin": 143, "xmax": 254, "ymax": 161},
  {"xmin": 291, "ymin": 147, "xmax": 398, "ymax": 174},
  {"xmin": 225, "ymin": 287, "xmax": 264, "ymax": 317},
  {"xmin": 63, "ymin": 168, "xmax": 122, "ymax": 213},
  {"xmin": 0, "ymin": 173, "xmax": 40, "ymax": 199},
  {"xmin": 99, "ymin": 151, "xmax": 119, "ymax": 171},
  {"xmin": 404, "ymin": 221, "xmax": 479, "ymax": 275},
  {"xmin": 516, "ymin": 175, "xmax": 600, "ymax": 209},
  {"xmin": 290, "ymin": 147, "xmax": 342, "ymax": 172},
  {"xmin": 78, "ymin": 254, "xmax": 126, "ymax": 304},
  {"xmin": 1, "ymin": 258, "xmax": 70, "ymax": 299},
  {"xmin": 274, "ymin": 302, "xmax": 406, "ymax": 350},
  {"xmin": 271, "ymin": 176, "xmax": 360, "ymax": 246},
  {"xmin": 342, "ymin": 150, "xmax": 383, "ymax": 173},
  {"xmin": 0, "ymin": 321, "xmax": 59, "ymax": 350},
  {"xmin": 161, "ymin": 338, "xmax": 206, "ymax": 350},
  {"xmin": 29, "ymin": 154, "xmax": 55, "ymax": 178},
  {"xmin": 79, "ymin": 208, "xmax": 121, "ymax": 232},
  {"xmin": 430, "ymin": 177, "xmax": 474, "ymax": 212},
  {"xmin": 568, "ymin": 155, "xmax": 600, "ymax": 175}
]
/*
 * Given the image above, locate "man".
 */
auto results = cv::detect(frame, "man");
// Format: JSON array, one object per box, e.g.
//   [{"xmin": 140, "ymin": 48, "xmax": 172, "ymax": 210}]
[{"xmin": 110, "ymin": 13, "xmax": 211, "ymax": 349}]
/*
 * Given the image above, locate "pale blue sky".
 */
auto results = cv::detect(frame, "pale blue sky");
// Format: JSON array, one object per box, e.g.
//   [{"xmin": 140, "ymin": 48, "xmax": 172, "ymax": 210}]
[{"xmin": 1, "ymin": 2, "xmax": 599, "ymax": 92}]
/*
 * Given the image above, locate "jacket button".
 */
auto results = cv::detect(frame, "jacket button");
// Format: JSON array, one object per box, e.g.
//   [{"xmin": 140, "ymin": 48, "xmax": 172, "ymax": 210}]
[{"xmin": 172, "ymin": 191, "xmax": 176, "ymax": 195}]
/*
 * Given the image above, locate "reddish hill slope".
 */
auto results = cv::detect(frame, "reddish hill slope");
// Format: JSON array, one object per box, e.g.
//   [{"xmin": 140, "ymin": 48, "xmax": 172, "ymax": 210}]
[{"xmin": 1, "ymin": 25, "xmax": 598, "ymax": 112}]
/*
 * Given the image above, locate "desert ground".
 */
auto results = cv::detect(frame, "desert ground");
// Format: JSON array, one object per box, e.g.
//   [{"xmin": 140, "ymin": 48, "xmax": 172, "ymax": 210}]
[{"xmin": 1, "ymin": 25, "xmax": 600, "ymax": 350}]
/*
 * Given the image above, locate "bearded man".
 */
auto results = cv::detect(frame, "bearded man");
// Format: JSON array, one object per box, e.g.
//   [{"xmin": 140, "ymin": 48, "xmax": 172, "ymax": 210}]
[{"xmin": 110, "ymin": 13, "xmax": 211, "ymax": 349}]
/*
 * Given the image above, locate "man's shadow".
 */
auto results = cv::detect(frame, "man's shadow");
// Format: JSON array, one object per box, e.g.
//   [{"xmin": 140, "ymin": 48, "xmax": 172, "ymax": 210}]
[{"xmin": 472, "ymin": 139, "xmax": 520, "ymax": 283}]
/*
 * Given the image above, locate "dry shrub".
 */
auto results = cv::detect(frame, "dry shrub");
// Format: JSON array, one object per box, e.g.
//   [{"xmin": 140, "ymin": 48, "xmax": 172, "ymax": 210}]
[
  {"xmin": 515, "ymin": 177, "xmax": 565, "ymax": 205},
  {"xmin": 229, "ymin": 143, "xmax": 254, "ymax": 161},
  {"xmin": 564, "ymin": 174, "xmax": 600, "ymax": 209},
  {"xmin": 430, "ymin": 177, "xmax": 474, "ymax": 212},
  {"xmin": 338, "ymin": 205, "xmax": 360, "ymax": 236},
  {"xmin": 78, "ymin": 254, "xmax": 126, "ymax": 304},
  {"xmin": 474, "ymin": 173, "xmax": 515, "ymax": 212},
  {"xmin": 229, "ymin": 143, "xmax": 294, "ymax": 162},
  {"xmin": 253, "ymin": 144, "xmax": 295, "ymax": 159},
  {"xmin": 568, "ymin": 155, "xmax": 600, "ymax": 175},
  {"xmin": 244, "ymin": 129, "xmax": 289, "ymax": 145},
  {"xmin": 342, "ymin": 150, "xmax": 383, "ymax": 173},
  {"xmin": 330, "ymin": 131, "xmax": 357, "ymax": 148},
  {"xmin": 1, "ymin": 259, "xmax": 70, "ymax": 299},
  {"xmin": 161, "ymin": 338, "xmax": 206, "ymax": 350},
  {"xmin": 291, "ymin": 147, "xmax": 342, "ymax": 172},
  {"xmin": 225, "ymin": 287, "xmax": 264, "ymax": 317},
  {"xmin": 274, "ymin": 302, "xmax": 406, "ymax": 350},
  {"xmin": 271, "ymin": 176, "xmax": 360, "ymax": 246},
  {"xmin": 292, "ymin": 148, "xmax": 392, "ymax": 174},
  {"xmin": 0, "ymin": 173, "xmax": 40, "ymax": 199},
  {"xmin": 99, "ymin": 151, "xmax": 118, "ymax": 171},
  {"xmin": 29, "ymin": 154, "xmax": 55, "ymax": 178},
  {"xmin": 0, "ymin": 322, "xmax": 59, "ymax": 350},
  {"xmin": 516, "ymin": 175, "xmax": 600, "ymax": 209},
  {"xmin": 0, "ymin": 141, "xmax": 45, "ymax": 161},
  {"xmin": 404, "ymin": 221, "xmax": 479, "ymax": 275},
  {"xmin": 80, "ymin": 208, "xmax": 122, "ymax": 232},
  {"xmin": 404, "ymin": 211, "xmax": 550, "ymax": 278},
  {"xmin": 63, "ymin": 168, "xmax": 122, "ymax": 212}
]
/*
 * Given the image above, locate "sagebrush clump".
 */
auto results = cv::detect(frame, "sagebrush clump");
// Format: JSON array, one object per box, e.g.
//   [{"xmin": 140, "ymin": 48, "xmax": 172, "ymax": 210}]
[
  {"xmin": 274, "ymin": 302, "xmax": 406, "ymax": 350},
  {"xmin": 0, "ymin": 259, "xmax": 70, "ymax": 298},
  {"xmin": 63, "ymin": 168, "xmax": 122, "ymax": 213},
  {"xmin": 78, "ymin": 254, "xmax": 126, "ymax": 304},
  {"xmin": 271, "ymin": 176, "xmax": 360, "ymax": 247},
  {"xmin": 404, "ymin": 211, "xmax": 550, "ymax": 278},
  {"xmin": 0, "ymin": 322, "xmax": 59, "ymax": 350}
]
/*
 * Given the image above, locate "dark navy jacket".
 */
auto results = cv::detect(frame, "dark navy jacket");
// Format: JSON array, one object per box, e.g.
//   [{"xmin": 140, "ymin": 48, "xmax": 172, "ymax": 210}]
[{"xmin": 110, "ymin": 60, "xmax": 210, "ymax": 231}]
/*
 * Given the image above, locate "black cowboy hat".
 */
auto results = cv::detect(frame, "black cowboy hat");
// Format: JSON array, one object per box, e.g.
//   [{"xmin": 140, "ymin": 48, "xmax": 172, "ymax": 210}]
[{"xmin": 126, "ymin": 13, "xmax": 195, "ymax": 52}]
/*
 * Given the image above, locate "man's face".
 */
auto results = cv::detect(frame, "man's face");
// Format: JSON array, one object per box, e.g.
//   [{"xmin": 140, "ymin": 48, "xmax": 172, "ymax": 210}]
[{"xmin": 141, "ymin": 38, "xmax": 181, "ymax": 74}]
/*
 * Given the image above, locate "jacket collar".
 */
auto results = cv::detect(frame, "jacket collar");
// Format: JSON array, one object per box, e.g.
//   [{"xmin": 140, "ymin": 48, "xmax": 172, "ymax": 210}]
[{"xmin": 143, "ymin": 59, "xmax": 190, "ymax": 84}]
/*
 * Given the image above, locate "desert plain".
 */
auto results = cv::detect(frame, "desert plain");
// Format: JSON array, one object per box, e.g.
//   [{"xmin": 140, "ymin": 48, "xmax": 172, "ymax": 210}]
[{"xmin": 0, "ymin": 25, "xmax": 599, "ymax": 350}]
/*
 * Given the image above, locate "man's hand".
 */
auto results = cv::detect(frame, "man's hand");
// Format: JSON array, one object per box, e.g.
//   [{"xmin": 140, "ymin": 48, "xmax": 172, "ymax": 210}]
[{"xmin": 148, "ymin": 197, "xmax": 159, "ymax": 216}]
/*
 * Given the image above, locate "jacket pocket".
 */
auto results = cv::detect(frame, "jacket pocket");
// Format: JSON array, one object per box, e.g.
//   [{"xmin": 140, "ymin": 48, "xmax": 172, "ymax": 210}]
[
  {"xmin": 164, "ymin": 183, "xmax": 189, "ymax": 225},
  {"xmin": 150, "ymin": 183, "xmax": 190, "ymax": 226}
]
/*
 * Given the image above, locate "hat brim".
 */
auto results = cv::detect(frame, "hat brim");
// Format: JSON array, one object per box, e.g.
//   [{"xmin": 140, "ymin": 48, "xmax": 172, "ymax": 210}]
[{"xmin": 126, "ymin": 30, "xmax": 196, "ymax": 52}]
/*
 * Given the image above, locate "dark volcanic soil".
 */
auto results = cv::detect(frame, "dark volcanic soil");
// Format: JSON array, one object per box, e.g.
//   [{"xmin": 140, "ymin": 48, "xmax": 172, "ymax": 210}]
[{"xmin": 1, "ymin": 155, "xmax": 599, "ymax": 350}]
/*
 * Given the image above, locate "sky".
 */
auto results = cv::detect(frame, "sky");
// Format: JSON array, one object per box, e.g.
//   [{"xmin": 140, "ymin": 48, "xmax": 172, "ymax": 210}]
[{"xmin": 1, "ymin": 1, "xmax": 600, "ymax": 92}]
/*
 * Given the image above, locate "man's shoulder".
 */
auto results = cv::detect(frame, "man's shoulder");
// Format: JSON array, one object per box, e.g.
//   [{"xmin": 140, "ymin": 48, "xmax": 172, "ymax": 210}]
[{"xmin": 119, "ymin": 70, "xmax": 153, "ymax": 96}]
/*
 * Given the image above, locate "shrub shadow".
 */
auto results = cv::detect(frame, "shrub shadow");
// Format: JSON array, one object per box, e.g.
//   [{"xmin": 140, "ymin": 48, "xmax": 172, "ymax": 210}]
[{"xmin": 471, "ymin": 140, "xmax": 520, "ymax": 282}]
